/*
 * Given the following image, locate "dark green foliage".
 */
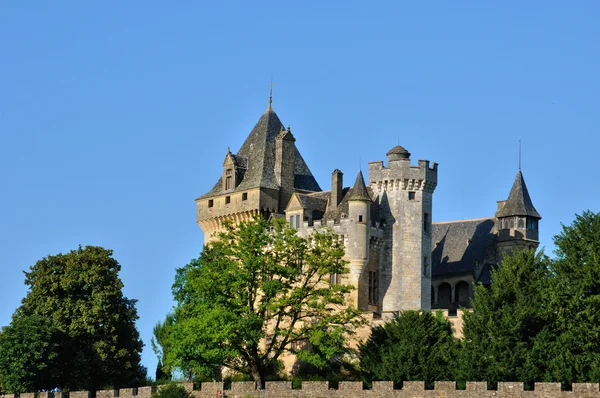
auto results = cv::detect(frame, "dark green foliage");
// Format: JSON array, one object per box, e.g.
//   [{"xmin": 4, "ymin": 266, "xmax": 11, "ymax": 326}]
[
  {"xmin": 0, "ymin": 315, "xmax": 63, "ymax": 393},
  {"xmin": 359, "ymin": 310, "xmax": 458, "ymax": 388},
  {"xmin": 459, "ymin": 249, "xmax": 551, "ymax": 385},
  {"xmin": 459, "ymin": 211, "xmax": 600, "ymax": 385},
  {"xmin": 151, "ymin": 383, "xmax": 192, "ymax": 398},
  {"xmin": 152, "ymin": 314, "xmax": 175, "ymax": 382},
  {"xmin": 163, "ymin": 217, "xmax": 364, "ymax": 388},
  {"xmin": 542, "ymin": 210, "xmax": 600, "ymax": 383},
  {"xmin": 0, "ymin": 246, "xmax": 146, "ymax": 392}
]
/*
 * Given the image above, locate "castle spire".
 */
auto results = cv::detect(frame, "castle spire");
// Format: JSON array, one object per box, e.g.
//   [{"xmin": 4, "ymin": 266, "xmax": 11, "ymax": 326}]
[{"xmin": 267, "ymin": 79, "xmax": 273, "ymax": 111}]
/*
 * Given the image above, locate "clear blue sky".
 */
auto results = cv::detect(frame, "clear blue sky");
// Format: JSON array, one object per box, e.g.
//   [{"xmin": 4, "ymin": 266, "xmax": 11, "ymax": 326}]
[{"xmin": 1, "ymin": 1, "xmax": 599, "ymax": 378}]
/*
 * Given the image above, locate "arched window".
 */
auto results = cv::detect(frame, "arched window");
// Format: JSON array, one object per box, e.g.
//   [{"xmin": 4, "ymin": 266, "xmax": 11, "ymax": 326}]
[{"xmin": 518, "ymin": 217, "xmax": 525, "ymax": 228}]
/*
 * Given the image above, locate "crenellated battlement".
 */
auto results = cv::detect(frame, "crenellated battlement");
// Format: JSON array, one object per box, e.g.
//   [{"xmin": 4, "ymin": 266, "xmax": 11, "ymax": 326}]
[
  {"xmin": 4, "ymin": 381, "xmax": 600, "ymax": 398},
  {"xmin": 368, "ymin": 159, "xmax": 438, "ymax": 194}
]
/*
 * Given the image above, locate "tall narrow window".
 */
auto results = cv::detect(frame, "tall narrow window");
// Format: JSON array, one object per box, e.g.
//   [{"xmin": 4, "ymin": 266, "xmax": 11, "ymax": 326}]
[
  {"xmin": 296, "ymin": 214, "xmax": 300, "ymax": 229},
  {"xmin": 368, "ymin": 271, "xmax": 378, "ymax": 305},
  {"xmin": 424, "ymin": 213, "xmax": 430, "ymax": 233},
  {"xmin": 242, "ymin": 192, "xmax": 248, "ymax": 201},
  {"xmin": 225, "ymin": 169, "xmax": 232, "ymax": 190},
  {"xmin": 423, "ymin": 256, "xmax": 429, "ymax": 277},
  {"xmin": 208, "ymin": 199, "xmax": 214, "ymax": 208},
  {"xmin": 358, "ymin": 215, "xmax": 363, "ymax": 223},
  {"xmin": 289, "ymin": 216, "xmax": 294, "ymax": 227}
]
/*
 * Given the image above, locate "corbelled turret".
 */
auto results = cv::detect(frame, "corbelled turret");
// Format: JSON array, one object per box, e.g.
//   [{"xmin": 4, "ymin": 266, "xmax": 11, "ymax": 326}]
[{"xmin": 496, "ymin": 169, "xmax": 541, "ymax": 256}]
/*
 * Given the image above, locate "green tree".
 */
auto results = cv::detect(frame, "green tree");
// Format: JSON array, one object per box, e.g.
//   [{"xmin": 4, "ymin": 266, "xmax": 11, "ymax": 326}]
[
  {"xmin": 0, "ymin": 315, "xmax": 63, "ymax": 393},
  {"xmin": 152, "ymin": 313, "xmax": 175, "ymax": 382},
  {"xmin": 542, "ymin": 210, "xmax": 600, "ymax": 383},
  {"xmin": 0, "ymin": 245, "xmax": 146, "ymax": 392},
  {"xmin": 459, "ymin": 249, "xmax": 551, "ymax": 385},
  {"xmin": 164, "ymin": 217, "xmax": 363, "ymax": 388},
  {"xmin": 359, "ymin": 310, "xmax": 458, "ymax": 388}
]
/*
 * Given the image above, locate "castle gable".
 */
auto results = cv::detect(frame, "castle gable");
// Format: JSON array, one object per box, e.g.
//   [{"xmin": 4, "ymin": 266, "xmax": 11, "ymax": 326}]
[{"xmin": 289, "ymin": 193, "xmax": 328, "ymax": 213}]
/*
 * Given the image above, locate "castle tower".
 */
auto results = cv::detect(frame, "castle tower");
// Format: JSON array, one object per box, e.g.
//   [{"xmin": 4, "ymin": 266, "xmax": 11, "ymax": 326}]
[
  {"xmin": 346, "ymin": 170, "xmax": 372, "ymax": 276},
  {"xmin": 495, "ymin": 169, "xmax": 541, "ymax": 257},
  {"xmin": 346, "ymin": 170, "xmax": 372, "ymax": 309},
  {"xmin": 368, "ymin": 145, "xmax": 438, "ymax": 314}
]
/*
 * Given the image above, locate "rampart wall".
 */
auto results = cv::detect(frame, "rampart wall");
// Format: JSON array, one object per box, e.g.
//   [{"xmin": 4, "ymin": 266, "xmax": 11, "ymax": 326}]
[{"xmin": 4, "ymin": 381, "xmax": 600, "ymax": 398}]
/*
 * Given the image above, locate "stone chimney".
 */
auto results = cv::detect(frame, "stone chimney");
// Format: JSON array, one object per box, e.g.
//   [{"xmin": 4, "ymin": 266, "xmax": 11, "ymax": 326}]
[
  {"xmin": 275, "ymin": 126, "xmax": 296, "ymax": 213},
  {"xmin": 331, "ymin": 169, "xmax": 343, "ymax": 208}
]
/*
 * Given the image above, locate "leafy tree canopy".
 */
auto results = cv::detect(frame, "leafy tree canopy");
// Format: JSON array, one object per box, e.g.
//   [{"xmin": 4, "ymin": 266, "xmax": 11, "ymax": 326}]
[
  {"xmin": 0, "ymin": 245, "xmax": 146, "ymax": 392},
  {"xmin": 162, "ymin": 217, "xmax": 364, "ymax": 388},
  {"xmin": 359, "ymin": 310, "xmax": 458, "ymax": 388},
  {"xmin": 0, "ymin": 315, "xmax": 62, "ymax": 393}
]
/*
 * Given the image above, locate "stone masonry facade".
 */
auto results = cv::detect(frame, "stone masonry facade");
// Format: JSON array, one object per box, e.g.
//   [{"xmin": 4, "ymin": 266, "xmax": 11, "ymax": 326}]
[{"xmin": 6, "ymin": 382, "xmax": 600, "ymax": 398}]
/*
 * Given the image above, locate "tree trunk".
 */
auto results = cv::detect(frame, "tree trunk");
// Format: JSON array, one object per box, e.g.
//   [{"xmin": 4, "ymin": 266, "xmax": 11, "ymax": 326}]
[{"xmin": 250, "ymin": 361, "xmax": 265, "ymax": 390}]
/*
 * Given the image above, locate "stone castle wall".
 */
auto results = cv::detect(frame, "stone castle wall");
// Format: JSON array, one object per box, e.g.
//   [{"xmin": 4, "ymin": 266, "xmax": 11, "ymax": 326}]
[{"xmin": 5, "ymin": 381, "xmax": 600, "ymax": 398}]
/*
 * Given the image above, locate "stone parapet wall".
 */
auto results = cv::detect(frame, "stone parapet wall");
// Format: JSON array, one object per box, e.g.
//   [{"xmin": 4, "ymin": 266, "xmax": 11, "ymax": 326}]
[{"xmin": 4, "ymin": 382, "xmax": 600, "ymax": 398}]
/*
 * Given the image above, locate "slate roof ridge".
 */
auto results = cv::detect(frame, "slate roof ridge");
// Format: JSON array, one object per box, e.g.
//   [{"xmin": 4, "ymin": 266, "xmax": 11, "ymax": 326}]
[
  {"xmin": 495, "ymin": 170, "xmax": 541, "ymax": 219},
  {"xmin": 433, "ymin": 217, "xmax": 495, "ymax": 225}
]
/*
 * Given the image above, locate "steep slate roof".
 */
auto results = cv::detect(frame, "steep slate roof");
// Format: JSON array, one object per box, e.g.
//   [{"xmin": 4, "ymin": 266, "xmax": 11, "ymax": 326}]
[
  {"xmin": 431, "ymin": 218, "xmax": 497, "ymax": 278},
  {"xmin": 347, "ymin": 171, "xmax": 372, "ymax": 202},
  {"xmin": 495, "ymin": 170, "xmax": 541, "ymax": 219},
  {"xmin": 199, "ymin": 107, "xmax": 321, "ymax": 199},
  {"xmin": 295, "ymin": 193, "xmax": 328, "ymax": 213}
]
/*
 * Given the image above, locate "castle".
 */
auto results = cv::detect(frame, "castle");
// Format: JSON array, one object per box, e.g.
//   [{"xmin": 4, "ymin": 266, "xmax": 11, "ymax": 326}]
[{"xmin": 195, "ymin": 99, "xmax": 541, "ymax": 317}]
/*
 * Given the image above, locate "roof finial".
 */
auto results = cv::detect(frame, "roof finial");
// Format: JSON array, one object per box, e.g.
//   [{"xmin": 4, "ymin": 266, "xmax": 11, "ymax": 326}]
[
  {"xmin": 518, "ymin": 140, "xmax": 522, "ymax": 170},
  {"xmin": 268, "ymin": 78, "xmax": 273, "ymax": 110}
]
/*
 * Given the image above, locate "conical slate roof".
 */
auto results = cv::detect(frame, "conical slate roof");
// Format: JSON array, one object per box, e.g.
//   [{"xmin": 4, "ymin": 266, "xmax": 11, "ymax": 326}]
[
  {"xmin": 347, "ymin": 170, "xmax": 372, "ymax": 202},
  {"xmin": 495, "ymin": 170, "xmax": 541, "ymax": 219},
  {"xmin": 199, "ymin": 107, "xmax": 321, "ymax": 199}
]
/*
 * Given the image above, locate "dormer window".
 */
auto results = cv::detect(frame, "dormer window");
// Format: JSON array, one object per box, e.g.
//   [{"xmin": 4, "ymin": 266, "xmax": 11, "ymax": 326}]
[{"xmin": 225, "ymin": 169, "xmax": 233, "ymax": 190}]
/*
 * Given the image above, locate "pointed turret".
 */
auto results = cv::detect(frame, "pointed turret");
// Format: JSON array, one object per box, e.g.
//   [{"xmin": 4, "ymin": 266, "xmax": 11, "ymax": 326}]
[
  {"xmin": 495, "ymin": 169, "xmax": 541, "ymax": 256},
  {"xmin": 346, "ymin": 170, "xmax": 372, "ymax": 303},
  {"xmin": 495, "ymin": 170, "xmax": 541, "ymax": 219},
  {"xmin": 348, "ymin": 170, "xmax": 372, "ymax": 202}
]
